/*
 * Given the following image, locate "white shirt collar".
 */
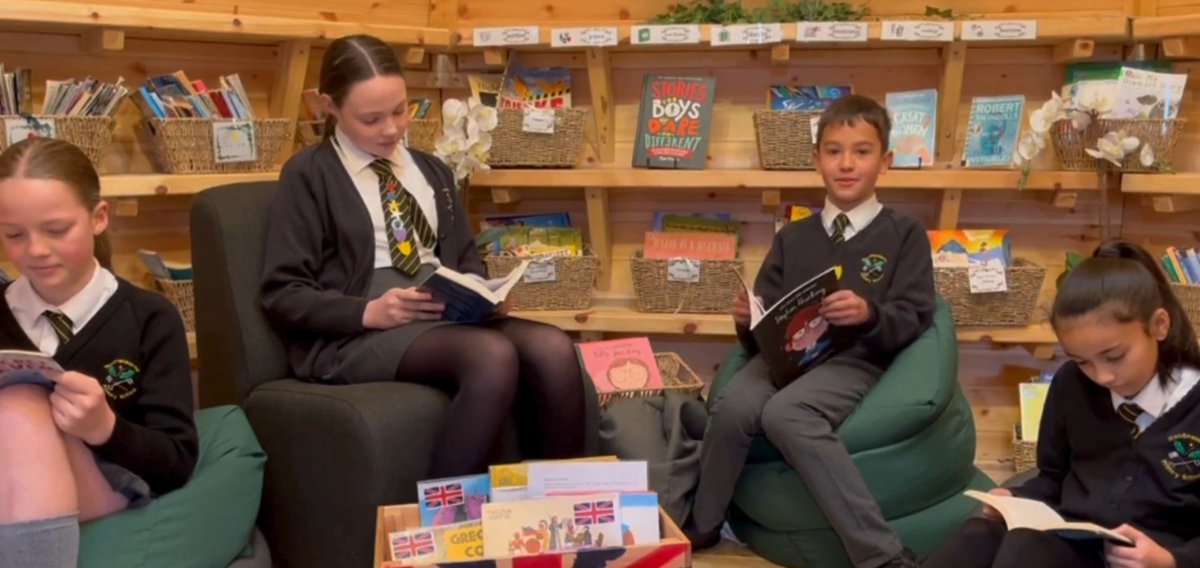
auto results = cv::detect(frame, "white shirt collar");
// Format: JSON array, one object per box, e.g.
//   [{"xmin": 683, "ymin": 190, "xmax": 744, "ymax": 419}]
[
  {"xmin": 1112, "ymin": 366, "xmax": 1200, "ymax": 419},
  {"xmin": 333, "ymin": 126, "xmax": 408, "ymax": 175},
  {"xmin": 9, "ymin": 260, "xmax": 117, "ymax": 334},
  {"xmin": 820, "ymin": 195, "xmax": 883, "ymax": 235}
]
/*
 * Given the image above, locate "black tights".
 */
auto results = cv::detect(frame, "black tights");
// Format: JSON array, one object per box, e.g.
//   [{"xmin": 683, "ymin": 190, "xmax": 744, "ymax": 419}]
[
  {"xmin": 923, "ymin": 517, "xmax": 1106, "ymax": 568},
  {"xmin": 396, "ymin": 318, "xmax": 586, "ymax": 478}
]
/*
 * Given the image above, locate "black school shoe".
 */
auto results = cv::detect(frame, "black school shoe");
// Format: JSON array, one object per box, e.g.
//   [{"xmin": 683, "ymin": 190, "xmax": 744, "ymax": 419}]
[
  {"xmin": 681, "ymin": 518, "xmax": 722, "ymax": 551},
  {"xmin": 879, "ymin": 547, "xmax": 919, "ymax": 568}
]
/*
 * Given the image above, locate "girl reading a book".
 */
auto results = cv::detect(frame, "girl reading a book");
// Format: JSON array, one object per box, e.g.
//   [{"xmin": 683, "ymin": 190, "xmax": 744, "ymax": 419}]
[
  {"xmin": 0, "ymin": 138, "xmax": 197, "ymax": 567},
  {"xmin": 925, "ymin": 238, "xmax": 1200, "ymax": 568},
  {"xmin": 260, "ymin": 34, "xmax": 586, "ymax": 478}
]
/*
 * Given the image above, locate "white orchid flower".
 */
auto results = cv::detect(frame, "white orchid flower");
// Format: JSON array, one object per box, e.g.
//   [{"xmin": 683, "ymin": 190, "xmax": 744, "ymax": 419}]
[
  {"xmin": 468, "ymin": 103, "xmax": 498, "ymax": 132},
  {"xmin": 1016, "ymin": 132, "xmax": 1042, "ymax": 162},
  {"xmin": 1139, "ymin": 143, "xmax": 1155, "ymax": 167},
  {"xmin": 1085, "ymin": 135, "xmax": 1127, "ymax": 167},
  {"xmin": 1120, "ymin": 136, "xmax": 1140, "ymax": 153},
  {"xmin": 442, "ymin": 99, "xmax": 468, "ymax": 128},
  {"xmin": 1029, "ymin": 108, "xmax": 1054, "ymax": 135},
  {"xmin": 1068, "ymin": 109, "xmax": 1092, "ymax": 131}
]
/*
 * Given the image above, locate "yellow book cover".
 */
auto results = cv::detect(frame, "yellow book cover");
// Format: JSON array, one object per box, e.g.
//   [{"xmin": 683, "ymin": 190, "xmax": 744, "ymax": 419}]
[
  {"xmin": 388, "ymin": 520, "xmax": 484, "ymax": 564},
  {"xmin": 1019, "ymin": 382, "xmax": 1050, "ymax": 443}
]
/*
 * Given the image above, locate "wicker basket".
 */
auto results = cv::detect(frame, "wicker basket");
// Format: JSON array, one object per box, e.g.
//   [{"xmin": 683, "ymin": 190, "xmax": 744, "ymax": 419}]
[
  {"xmin": 1050, "ymin": 118, "xmax": 1184, "ymax": 172},
  {"xmin": 934, "ymin": 258, "xmax": 1046, "ymax": 326},
  {"xmin": 296, "ymin": 119, "xmax": 323, "ymax": 146},
  {"xmin": 154, "ymin": 278, "xmax": 195, "ymax": 332},
  {"xmin": 487, "ymin": 108, "xmax": 588, "ymax": 168},
  {"xmin": 1012, "ymin": 424, "xmax": 1037, "ymax": 473},
  {"xmin": 407, "ymin": 118, "xmax": 439, "ymax": 154},
  {"xmin": 483, "ymin": 254, "xmax": 600, "ymax": 311},
  {"xmin": 0, "ymin": 115, "xmax": 115, "ymax": 169},
  {"xmin": 1172, "ymin": 283, "xmax": 1200, "ymax": 335},
  {"xmin": 753, "ymin": 109, "xmax": 821, "ymax": 170},
  {"xmin": 141, "ymin": 117, "xmax": 293, "ymax": 173},
  {"xmin": 597, "ymin": 352, "xmax": 706, "ymax": 406},
  {"xmin": 631, "ymin": 254, "xmax": 743, "ymax": 314}
]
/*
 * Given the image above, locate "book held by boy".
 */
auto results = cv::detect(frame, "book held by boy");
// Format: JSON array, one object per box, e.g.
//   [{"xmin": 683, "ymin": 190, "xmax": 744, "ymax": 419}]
[
  {"xmin": 963, "ymin": 490, "xmax": 1133, "ymax": 545},
  {"xmin": 415, "ymin": 260, "xmax": 531, "ymax": 324},
  {"xmin": 741, "ymin": 267, "xmax": 840, "ymax": 386},
  {"xmin": 0, "ymin": 350, "xmax": 63, "ymax": 390}
]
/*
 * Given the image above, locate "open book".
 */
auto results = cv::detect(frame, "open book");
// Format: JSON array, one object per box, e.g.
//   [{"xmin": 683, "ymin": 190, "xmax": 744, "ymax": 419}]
[
  {"xmin": 740, "ymin": 266, "xmax": 839, "ymax": 385},
  {"xmin": 963, "ymin": 490, "xmax": 1133, "ymax": 545},
  {"xmin": 417, "ymin": 260, "xmax": 531, "ymax": 323},
  {"xmin": 0, "ymin": 350, "xmax": 63, "ymax": 390}
]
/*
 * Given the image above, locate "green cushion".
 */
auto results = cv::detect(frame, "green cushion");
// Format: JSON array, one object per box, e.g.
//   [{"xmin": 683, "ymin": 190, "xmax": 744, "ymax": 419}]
[
  {"xmin": 729, "ymin": 469, "xmax": 996, "ymax": 568},
  {"xmin": 80, "ymin": 405, "xmax": 266, "ymax": 568}
]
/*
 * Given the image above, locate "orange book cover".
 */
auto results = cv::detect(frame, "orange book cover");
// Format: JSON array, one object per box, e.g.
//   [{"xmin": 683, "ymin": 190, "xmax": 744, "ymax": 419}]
[{"xmin": 642, "ymin": 231, "xmax": 736, "ymax": 261}]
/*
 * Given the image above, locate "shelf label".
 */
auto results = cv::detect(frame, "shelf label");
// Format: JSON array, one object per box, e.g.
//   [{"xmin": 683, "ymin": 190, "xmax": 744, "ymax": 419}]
[
  {"xmin": 796, "ymin": 22, "xmax": 869, "ymax": 43},
  {"xmin": 631, "ymin": 24, "xmax": 702, "ymax": 45},
  {"xmin": 473, "ymin": 26, "xmax": 540, "ymax": 46},
  {"xmin": 551, "ymin": 27, "xmax": 619, "ymax": 47},
  {"xmin": 962, "ymin": 20, "xmax": 1038, "ymax": 41},
  {"xmin": 968, "ymin": 264, "xmax": 1009, "ymax": 294},
  {"xmin": 880, "ymin": 21, "xmax": 954, "ymax": 42},
  {"xmin": 213, "ymin": 120, "xmax": 257, "ymax": 163},
  {"xmin": 4, "ymin": 117, "xmax": 56, "ymax": 145},
  {"xmin": 523, "ymin": 259, "xmax": 558, "ymax": 283},
  {"xmin": 667, "ymin": 258, "xmax": 702, "ymax": 283},
  {"xmin": 522, "ymin": 108, "xmax": 555, "ymax": 134},
  {"xmin": 710, "ymin": 23, "xmax": 784, "ymax": 46}
]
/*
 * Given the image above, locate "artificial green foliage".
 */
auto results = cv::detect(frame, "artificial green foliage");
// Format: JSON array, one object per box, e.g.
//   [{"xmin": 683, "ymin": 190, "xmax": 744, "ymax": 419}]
[
  {"xmin": 924, "ymin": 5, "xmax": 957, "ymax": 19},
  {"xmin": 1056, "ymin": 250, "xmax": 1087, "ymax": 290},
  {"xmin": 648, "ymin": 0, "xmax": 869, "ymax": 24}
]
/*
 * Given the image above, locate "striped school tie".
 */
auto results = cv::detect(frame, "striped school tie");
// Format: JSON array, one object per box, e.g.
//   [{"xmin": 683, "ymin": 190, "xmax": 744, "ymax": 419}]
[
  {"xmin": 1117, "ymin": 402, "xmax": 1147, "ymax": 437},
  {"xmin": 831, "ymin": 213, "xmax": 851, "ymax": 245},
  {"xmin": 367, "ymin": 158, "xmax": 436, "ymax": 276},
  {"xmin": 43, "ymin": 310, "xmax": 74, "ymax": 344}
]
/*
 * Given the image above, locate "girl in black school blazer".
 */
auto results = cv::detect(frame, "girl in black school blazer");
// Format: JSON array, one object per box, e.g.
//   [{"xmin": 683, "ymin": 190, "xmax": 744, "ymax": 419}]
[
  {"xmin": 925, "ymin": 239, "xmax": 1200, "ymax": 568},
  {"xmin": 260, "ymin": 34, "xmax": 587, "ymax": 478}
]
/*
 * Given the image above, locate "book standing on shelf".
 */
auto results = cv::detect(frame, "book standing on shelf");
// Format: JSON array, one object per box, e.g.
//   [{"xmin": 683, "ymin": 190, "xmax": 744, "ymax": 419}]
[
  {"xmin": 964, "ymin": 95, "xmax": 1024, "ymax": 168},
  {"xmin": 885, "ymin": 88, "xmax": 937, "ymax": 168},
  {"xmin": 632, "ymin": 75, "xmax": 716, "ymax": 169}
]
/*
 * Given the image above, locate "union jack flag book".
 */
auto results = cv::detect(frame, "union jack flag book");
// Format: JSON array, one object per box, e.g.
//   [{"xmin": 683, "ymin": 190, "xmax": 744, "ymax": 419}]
[
  {"xmin": 418, "ymin": 474, "xmax": 491, "ymax": 527},
  {"xmin": 481, "ymin": 493, "xmax": 623, "ymax": 559}
]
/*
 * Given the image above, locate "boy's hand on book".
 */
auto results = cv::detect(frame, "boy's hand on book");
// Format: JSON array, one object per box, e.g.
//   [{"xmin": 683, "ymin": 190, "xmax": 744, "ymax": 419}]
[
  {"xmin": 494, "ymin": 300, "xmax": 512, "ymax": 316},
  {"xmin": 363, "ymin": 288, "xmax": 445, "ymax": 329},
  {"xmin": 1106, "ymin": 524, "xmax": 1176, "ymax": 568},
  {"xmin": 732, "ymin": 288, "xmax": 751, "ymax": 327},
  {"xmin": 820, "ymin": 290, "xmax": 871, "ymax": 326},
  {"xmin": 49, "ymin": 371, "xmax": 116, "ymax": 446},
  {"xmin": 979, "ymin": 487, "xmax": 1011, "ymax": 520}
]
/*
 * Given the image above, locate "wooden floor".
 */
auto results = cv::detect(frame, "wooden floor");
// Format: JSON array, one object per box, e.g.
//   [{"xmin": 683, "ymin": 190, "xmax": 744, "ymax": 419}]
[{"xmin": 694, "ymin": 541, "xmax": 784, "ymax": 567}]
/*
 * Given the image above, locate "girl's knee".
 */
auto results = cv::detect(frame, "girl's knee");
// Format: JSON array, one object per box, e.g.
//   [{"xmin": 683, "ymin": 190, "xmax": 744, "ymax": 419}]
[{"xmin": 0, "ymin": 386, "xmax": 55, "ymax": 432}]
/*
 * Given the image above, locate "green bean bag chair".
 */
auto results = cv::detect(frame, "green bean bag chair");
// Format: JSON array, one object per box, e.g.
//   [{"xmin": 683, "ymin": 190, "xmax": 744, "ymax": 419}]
[
  {"xmin": 80, "ymin": 405, "xmax": 267, "ymax": 568},
  {"xmin": 708, "ymin": 297, "xmax": 994, "ymax": 567}
]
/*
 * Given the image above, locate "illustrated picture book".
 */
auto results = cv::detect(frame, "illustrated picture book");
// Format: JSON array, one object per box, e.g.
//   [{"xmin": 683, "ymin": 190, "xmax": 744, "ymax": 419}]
[
  {"xmin": 415, "ymin": 260, "xmax": 531, "ymax": 324},
  {"xmin": 526, "ymin": 460, "xmax": 649, "ymax": 499},
  {"xmin": 767, "ymin": 85, "xmax": 851, "ymax": 110},
  {"xmin": 499, "ymin": 64, "xmax": 572, "ymax": 109},
  {"xmin": 389, "ymin": 520, "xmax": 484, "ymax": 564},
  {"xmin": 885, "ymin": 88, "xmax": 938, "ymax": 168},
  {"xmin": 742, "ymin": 266, "xmax": 840, "ymax": 386},
  {"xmin": 575, "ymin": 337, "xmax": 664, "ymax": 400},
  {"xmin": 417, "ymin": 473, "xmax": 490, "ymax": 527},
  {"xmin": 963, "ymin": 490, "xmax": 1133, "ymax": 545},
  {"xmin": 927, "ymin": 229, "xmax": 1012, "ymax": 268},
  {"xmin": 642, "ymin": 231, "xmax": 737, "ymax": 261},
  {"xmin": 964, "ymin": 95, "xmax": 1024, "ymax": 168},
  {"xmin": 481, "ymin": 493, "xmax": 623, "ymax": 558},
  {"xmin": 0, "ymin": 350, "xmax": 63, "ymax": 390},
  {"xmin": 632, "ymin": 75, "xmax": 716, "ymax": 169}
]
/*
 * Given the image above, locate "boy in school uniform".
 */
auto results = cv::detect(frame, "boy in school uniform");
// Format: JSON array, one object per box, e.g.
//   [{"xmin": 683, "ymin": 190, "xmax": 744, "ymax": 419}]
[{"xmin": 688, "ymin": 95, "xmax": 936, "ymax": 568}]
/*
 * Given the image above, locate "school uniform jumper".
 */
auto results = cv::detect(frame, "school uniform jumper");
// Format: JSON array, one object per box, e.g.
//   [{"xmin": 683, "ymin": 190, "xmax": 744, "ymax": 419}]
[
  {"xmin": 693, "ymin": 197, "xmax": 936, "ymax": 568},
  {"xmin": 0, "ymin": 274, "xmax": 198, "ymax": 497},
  {"xmin": 261, "ymin": 132, "xmax": 482, "ymax": 383}
]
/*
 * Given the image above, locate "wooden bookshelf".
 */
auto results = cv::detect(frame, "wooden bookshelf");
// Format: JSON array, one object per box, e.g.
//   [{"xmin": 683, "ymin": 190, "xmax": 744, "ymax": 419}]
[
  {"xmin": 101, "ymin": 172, "xmax": 279, "ymax": 197},
  {"xmin": 1121, "ymin": 173, "xmax": 1200, "ymax": 213}
]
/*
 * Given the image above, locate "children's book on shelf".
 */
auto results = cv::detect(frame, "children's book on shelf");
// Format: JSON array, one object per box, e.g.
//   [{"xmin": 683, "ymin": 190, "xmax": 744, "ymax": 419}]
[
  {"xmin": 775, "ymin": 205, "xmax": 820, "ymax": 233},
  {"xmin": 658, "ymin": 213, "xmax": 738, "ymax": 236},
  {"xmin": 0, "ymin": 350, "xmax": 63, "ymax": 390},
  {"xmin": 133, "ymin": 71, "xmax": 252, "ymax": 119},
  {"xmin": 964, "ymin": 95, "xmax": 1024, "ymax": 168},
  {"xmin": 418, "ymin": 473, "xmax": 490, "ymax": 527},
  {"xmin": 137, "ymin": 249, "xmax": 193, "ymax": 280},
  {"xmin": 1163, "ymin": 246, "xmax": 1200, "ymax": 285},
  {"xmin": 499, "ymin": 65, "xmax": 572, "ymax": 109},
  {"xmin": 1112, "ymin": 67, "xmax": 1188, "ymax": 120},
  {"xmin": 488, "ymin": 456, "xmax": 620, "ymax": 503},
  {"xmin": 1018, "ymin": 381, "xmax": 1050, "ymax": 443},
  {"xmin": 642, "ymin": 231, "xmax": 737, "ymax": 261},
  {"xmin": 526, "ymin": 460, "xmax": 649, "ymax": 499},
  {"xmin": 489, "ymin": 227, "xmax": 584, "ymax": 257},
  {"xmin": 469, "ymin": 73, "xmax": 504, "ymax": 108},
  {"xmin": 481, "ymin": 493, "xmax": 624, "ymax": 557},
  {"xmin": 742, "ymin": 266, "xmax": 840, "ymax": 386},
  {"xmin": 415, "ymin": 260, "xmax": 531, "ymax": 323},
  {"xmin": 767, "ymin": 85, "xmax": 851, "ymax": 111},
  {"xmin": 389, "ymin": 520, "xmax": 484, "ymax": 563},
  {"xmin": 927, "ymin": 230, "xmax": 1012, "ymax": 268},
  {"xmin": 651, "ymin": 211, "xmax": 731, "ymax": 231},
  {"xmin": 1062, "ymin": 61, "xmax": 1172, "ymax": 113},
  {"xmin": 480, "ymin": 212, "xmax": 572, "ymax": 230},
  {"xmin": 632, "ymin": 75, "xmax": 716, "ymax": 170},
  {"xmin": 963, "ymin": 490, "xmax": 1134, "ymax": 545},
  {"xmin": 0, "ymin": 64, "xmax": 33, "ymax": 116},
  {"xmin": 885, "ymin": 89, "xmax": 938, "ymax": 168},
  {"xmin": 575, "ymin": 337, "xmax": 664, "ymax": 399},
  {"xmin": 619, "ymin": 492, "xmax": 661, "ymax": 546}
]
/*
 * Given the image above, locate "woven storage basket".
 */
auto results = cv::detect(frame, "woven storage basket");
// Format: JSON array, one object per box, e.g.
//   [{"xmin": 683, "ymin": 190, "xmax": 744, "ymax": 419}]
[
  {"xmin": 753, "ymin": 109, "xmax": 821, "ymax": 170},
  {"xmin": 483, "ymin": 254, "xmax": 600, "ymax": 311},
  {"xmin": 934, "ymin": 258, "xmax": 1046, "ymax": 326},
  {"xmin": 631, "ymin": 254, "xmax": 743, "ymax": 314},
  {"xmin": 597, "ymin": 352, "xmax": 706, "ymax": 406},
  {"xmin": 407, "ymin": 118, "xmax": 439, "ymax": 154},
  {"xmin": 1050, "ymin": 118, "xmax": 1184, "ymax": 172},
  {"xmin": 1172, "ymin": 283, "xmax": 1200, "ymax": 335},
  {"xmin": 488, "ymin": 108, "xmax": 588, "ymax": 168},
  {"xmin": 0, "ymin": 115, "xmax": 115, "ymax": 169},
  {"xmin": 154, "ymin": 278, "xmax": 195, "ymax": 333},
  {"xmin": 1012, "ymin": 424, "xmax": 1037, "ymax": 473},
  {"xmin": 141, "ymin": 117, "xmax": 293, "ymax": 173},
  {"xmin": 296, "ymin": 120, "xmax": 323, "ymax": 146}
]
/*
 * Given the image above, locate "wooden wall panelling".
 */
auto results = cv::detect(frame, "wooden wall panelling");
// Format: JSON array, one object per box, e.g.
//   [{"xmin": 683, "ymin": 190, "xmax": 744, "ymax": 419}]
[
  {"xmin": 269, "ymin": 40, "xmax": 312, "ymax": 159},
  {"xmin": 26, "ymin": 0, "xmax": 434, "ymax": 27}
]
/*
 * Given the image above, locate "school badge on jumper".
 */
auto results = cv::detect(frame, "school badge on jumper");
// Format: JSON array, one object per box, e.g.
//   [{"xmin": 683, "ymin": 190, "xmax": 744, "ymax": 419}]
[
  {"xmin": 1163, "ymin": 433, "xmax": 1200, "ymax": 481},
  {"xmin": 102, "ymin": 359, "xmax": 140, "ymax": 400},
  {"xmin": 861, "ymin": 254, "xmax": 887, "ymax": 283}
]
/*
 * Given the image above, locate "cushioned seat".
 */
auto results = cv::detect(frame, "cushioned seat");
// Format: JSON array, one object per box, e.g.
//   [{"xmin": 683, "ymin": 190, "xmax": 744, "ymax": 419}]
[
  {"xmin": 80, "ymin": 405, "xmax": 266, "ymax": 568},
  {"xmin": 708, "ymin": 297, "xmax": 994, "ymax": 567}
]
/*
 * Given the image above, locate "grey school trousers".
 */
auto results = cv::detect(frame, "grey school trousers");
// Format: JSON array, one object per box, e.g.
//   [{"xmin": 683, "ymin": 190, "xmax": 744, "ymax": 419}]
[{"xmin": 692, "ymin": 355, "xmax": 902, "ymax": 568}]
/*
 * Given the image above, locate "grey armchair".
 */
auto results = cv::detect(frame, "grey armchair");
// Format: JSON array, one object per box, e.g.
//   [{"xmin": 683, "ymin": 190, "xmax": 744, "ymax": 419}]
[{"xmin": 191, "ymin": 181, "xmax": 599, "ymax": 568}]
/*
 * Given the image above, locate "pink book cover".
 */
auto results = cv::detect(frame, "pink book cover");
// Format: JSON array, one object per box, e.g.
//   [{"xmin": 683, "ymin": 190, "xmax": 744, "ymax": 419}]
[
  {"xmin": 574, "ymin": 338, "xmax": 663, "ymax": 395},
  {"xmin": 642, "ymin": 231, "xmax": 737, "ymax": 261}
]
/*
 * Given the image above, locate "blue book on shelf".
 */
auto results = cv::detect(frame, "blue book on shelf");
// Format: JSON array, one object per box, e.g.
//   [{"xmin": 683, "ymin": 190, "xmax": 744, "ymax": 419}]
[
  {"xmin": 964, "ymin": 95, "xmax": 1025, "ymax": 168},
  {"xmin": 1183, "ymin": 249, "xmax": 1200, "ymax": 285},
  {"xmin": 886, "ymin": 89, "xmax": 938, "ymax": 168}
]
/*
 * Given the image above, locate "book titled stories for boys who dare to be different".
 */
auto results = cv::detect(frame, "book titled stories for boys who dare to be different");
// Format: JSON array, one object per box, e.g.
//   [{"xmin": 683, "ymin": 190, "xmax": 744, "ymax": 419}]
[{"xmin": 632, "ymin": 75, "xmax": 716, "ymax": 170}]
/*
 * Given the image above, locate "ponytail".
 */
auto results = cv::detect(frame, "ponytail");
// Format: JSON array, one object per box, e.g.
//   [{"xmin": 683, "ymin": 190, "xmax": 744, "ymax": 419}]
[
  {"xmin": 1053, "ymin": 238, "xmax": 1200, "ymax": 384},
  {"xmin": 318, "ymin": 34, "xmax": 405, "ymax": 141}
]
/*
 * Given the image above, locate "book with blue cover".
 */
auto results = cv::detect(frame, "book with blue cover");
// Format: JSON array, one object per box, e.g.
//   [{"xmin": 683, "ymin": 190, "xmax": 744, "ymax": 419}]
[
  {"xmin": 768, "ymin": 85, "xmax": 851, "ymax": 110},
  {"xmin": 885, "ymin": 89, "xmax": 938, "ymax": 168},
  {"xmin": 964, "ymin": 95, "xmax": 1024, "ymax": 168},
  {"xmin": 415, "ymin": 260, "xmax": 531, "ymax": 323}
]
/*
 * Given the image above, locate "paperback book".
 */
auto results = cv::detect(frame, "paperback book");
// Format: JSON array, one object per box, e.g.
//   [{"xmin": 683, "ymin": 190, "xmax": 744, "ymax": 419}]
[
  {"xmin": 742, "ymin": 267, "xmax": 840, "ymax": 386},
  {"xmin": 964, "ymin": 95, "xmax": 1024, "ymax": 168}
]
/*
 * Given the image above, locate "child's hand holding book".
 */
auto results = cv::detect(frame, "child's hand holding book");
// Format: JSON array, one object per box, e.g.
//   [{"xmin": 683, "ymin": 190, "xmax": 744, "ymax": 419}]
[
  {"xmin": 820, "ymin": 290, "xmax": 872, "ymax": 326},
  {"xmin": 1105, "ymin": 524, "xmax": 1178, "ymax": 568},
  {"xmin": 979, "ymin": 487, "xmax": 1012, "ymax": 520},
  {"xmin": 50, "ymin": 371, "xmax": 117, "ymax": 446},
  {"xmin": 363, "ymin": 288, "xmax": 446, "ymax": 329},
  {"xmin": 732, "ymin": 288, "xmax": 752, "ymax": 327}
]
